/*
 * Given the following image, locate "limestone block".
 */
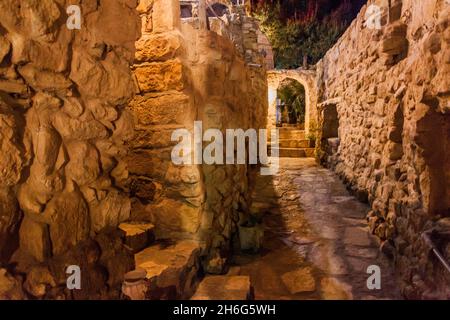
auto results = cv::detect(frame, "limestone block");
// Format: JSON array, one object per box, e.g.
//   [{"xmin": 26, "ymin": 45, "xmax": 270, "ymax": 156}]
[
  {"xmin": 137, "ymin": 0, "xmax": 154, "ymax": 14},
  {"xmin": 152, "ymin": 0, "xmax": 181, "ymax": 32},
  {"xmin": 130, "ymin": 92, "xmax": 191, "ymax": 126},
  {"xmin": 380, "ymin": 22, "xmax": 408, "ymax": 56},
  {"xmin": 134, "ymin": 240, "xmax": 200, "ymax": 299},
  {"xmin": 21, "ymin": 0, "xmax": 60, "ymax": 41},
  {"xmin": 134, "ymin": 59, "xmax": 184, "ymax": 92},
  {"xmin": 52, "ymin": 111, "xmax": 109, "ymax": 140},
  {"xmin": 119, "ymin": 222, "xmax": 155, "ymax": 253},
  {"xmin": 70, "ymin": 51, "xmax": 135, "ymax": 105},
  {"xmin": 23, "ymin": 265, "xmax": 56, "ymax": 298},
  {"xmin": 43, "ymin": 190, "xmax": 90, "ymax": 256},
  {"xmin": 19, "ymin": 216, "xmax": 51, "ymax": 262}
]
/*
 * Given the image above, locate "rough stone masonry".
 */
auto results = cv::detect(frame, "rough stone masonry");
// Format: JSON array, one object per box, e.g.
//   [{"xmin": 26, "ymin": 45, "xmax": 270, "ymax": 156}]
[
  {"xmin": 316, "ymin": 0, "xmax": 450, "ymax": 299},
  {"xmin": 0, "ymin": 0, "xmax": 448, "ymax": 300}
]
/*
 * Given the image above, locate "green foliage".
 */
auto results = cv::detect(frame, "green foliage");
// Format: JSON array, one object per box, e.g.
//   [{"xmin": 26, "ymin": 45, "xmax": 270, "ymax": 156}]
[
  {"xmin": 277, "ymin": 80, "xmax": 306, "ymax": 124},
  {"xmin": 253, "ymin": 2, "xmax": 348, "ymax": 68}
]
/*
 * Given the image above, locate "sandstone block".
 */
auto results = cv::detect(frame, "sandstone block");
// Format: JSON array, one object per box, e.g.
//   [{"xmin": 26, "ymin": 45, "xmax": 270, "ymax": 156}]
[
  {"xmin": 119, "ymin": 222, "xmax": 155, "ymax": 253},
  {"xmin": 147, "ymin": 199, "xmax": 201, "ymax": 236},
  {"xmin": 135, "ymin": 33, "xmax": 181, "ymax": 62},
  {"xmin": 18, "ymin": 65, "xmax": 72, "ymax": 93},
  {"xmin": 90, "ymin": 190, "xmax": 131, "ymax": 233},
  {"xmin": 0, "ymin": 269, "xmax": 25, "ymax": 300},
  {"xmin": 44, "ymin": 190, "xmax": 90, "ymax": 256},
  {"xmin": 134, "ymin": 240, "xmax": 200, "ymax": 299}
]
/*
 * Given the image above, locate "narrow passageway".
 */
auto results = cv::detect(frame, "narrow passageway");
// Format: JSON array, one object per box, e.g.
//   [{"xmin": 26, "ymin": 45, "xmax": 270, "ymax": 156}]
[{"xmin": 231, "ymin": 158, "xmax": 402, "ymax": 300}]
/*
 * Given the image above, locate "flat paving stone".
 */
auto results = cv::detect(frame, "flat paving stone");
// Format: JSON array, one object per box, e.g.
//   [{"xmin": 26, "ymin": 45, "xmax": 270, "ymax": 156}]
[
  {"xmin": 234, "ymin": 158, "xmax": 401, "ymax": 300},
  {"xmin": 191, "ymin": 276, "xmax": 252, "ymax": 300},
  {"xmin": 281, "ymin": 267, "xmax": 316, "ymax": 294}
]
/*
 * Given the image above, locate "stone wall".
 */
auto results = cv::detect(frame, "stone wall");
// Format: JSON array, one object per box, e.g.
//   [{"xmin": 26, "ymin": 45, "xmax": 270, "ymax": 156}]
[
  {"xmin": 127, "ymin": 0, "xmax": 268, "ymax": 274},
  {"xmin": 316, "ymin": 0, "xmax": 450, "ymax": 299},
  {"xmin": 0, "ymin": 0, "xmax": 140, "ymax": 299}
]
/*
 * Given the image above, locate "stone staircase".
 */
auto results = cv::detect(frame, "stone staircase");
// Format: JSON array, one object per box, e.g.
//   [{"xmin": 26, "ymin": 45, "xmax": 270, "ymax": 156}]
[
  {"xmin": 269, "ymin": 124, "xmax": 315, "ymax": 158},
  {"xmin": 120, "ymin": 222, "xmax": 201, "ymax": 300}
]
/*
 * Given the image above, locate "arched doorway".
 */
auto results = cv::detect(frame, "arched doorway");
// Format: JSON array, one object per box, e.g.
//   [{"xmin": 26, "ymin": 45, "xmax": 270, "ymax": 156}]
[
  {"xmin": 276, "ymin": 78, "xmax": 306, "ymax": 129},
  {"xmin": 267, "ymin": 70, "xmax": 318, "ymax": 135}
]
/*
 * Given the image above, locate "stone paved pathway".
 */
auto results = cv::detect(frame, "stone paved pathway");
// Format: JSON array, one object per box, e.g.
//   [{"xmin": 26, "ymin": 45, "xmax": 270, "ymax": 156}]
[{"xmin": 231, "ymin": 158, "xmax": 402, "ymax": 300}]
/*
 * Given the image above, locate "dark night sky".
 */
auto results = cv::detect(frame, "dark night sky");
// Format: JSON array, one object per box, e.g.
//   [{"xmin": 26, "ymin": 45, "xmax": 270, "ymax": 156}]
[{"xmin": 251, "ymin": 0, "xmax": 367, "ymax": 23}]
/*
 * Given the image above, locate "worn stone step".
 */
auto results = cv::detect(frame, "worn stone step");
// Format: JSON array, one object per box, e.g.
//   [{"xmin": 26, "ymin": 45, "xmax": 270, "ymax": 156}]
[
  {"xmin": 119, "ymin": 222, "xmax": 155, "ymax": 253},
  {"xmin": 278, "ymin": 129, "xmax": 306, "ymax": 140},
  {"xmin": 281, "ymin": 123, "xmax": 300, "ymax": 128},
  {"xmin": 269, "ymin": 147, "xmax": 315, "ymax": 158},
  {"xmin": 128, "ymin": 240, "xmax": 201, "ymax": 300},
  {"xmin": 271, "ymin": 139, "xmax": 311, "ymax": 148},
  {"xmin": 191, "ymin": 275, "xmax": 254, "ymax": 300}
]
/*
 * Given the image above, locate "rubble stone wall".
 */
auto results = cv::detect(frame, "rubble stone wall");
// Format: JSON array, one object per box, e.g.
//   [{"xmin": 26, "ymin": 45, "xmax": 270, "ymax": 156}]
[
  {"xmin": 127, "ymin": 0, "xmax": 268, "ymax": 274},
  {"xmin": 0, "ymin": 0, "xmax": 141, "ymax": 299},
  {"xmin": 316, "ymin": 0, "xmax": 450, "ymax": 299}
]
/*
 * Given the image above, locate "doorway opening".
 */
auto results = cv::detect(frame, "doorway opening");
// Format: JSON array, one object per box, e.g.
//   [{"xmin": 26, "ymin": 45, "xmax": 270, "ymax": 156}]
[{"xmin": 276, "ymin": 78, "xmax": 306, "ymax": 129}]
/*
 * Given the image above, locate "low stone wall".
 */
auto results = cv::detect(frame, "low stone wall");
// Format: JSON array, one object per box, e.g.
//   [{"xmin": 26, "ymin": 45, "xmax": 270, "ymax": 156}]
[
  {"xmin": 127, "ymin": 0, "xmax": 268, "ymax": 274},
  {"xmin": 0, "ymin": 0, "xmax": 140, "ymax": 299},
  {"xmin": 316, "ymin": 0, "xmax": 450, "ymax": 298}
]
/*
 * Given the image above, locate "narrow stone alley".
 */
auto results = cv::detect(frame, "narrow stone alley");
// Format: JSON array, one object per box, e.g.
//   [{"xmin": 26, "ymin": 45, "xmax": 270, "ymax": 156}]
[{"xmin": 231, "ymin": 158, "xmax": 402, "ymax": 300}]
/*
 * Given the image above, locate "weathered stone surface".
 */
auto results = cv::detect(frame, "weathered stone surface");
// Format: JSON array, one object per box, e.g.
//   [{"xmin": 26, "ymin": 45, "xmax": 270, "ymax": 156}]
[
  {"xmin": 191, "ymin": 275, "xmax": 253, "ymax": 300},
  {"xmin": 89, "ymin": 190, "xmax": 131, "ymax": 233},
  {"xmin": 0, "ymin": 269, "xmax": 25, "ymax": 300},
  {"xmin": 343, "ymin": 227, "xmax": 372, "ymax": 247},
  {"xmin": 135, "ymin": 33, "xmax": 181, "ymax": 62},
  {"xmin": 0, "ymin": 0, "xmax": 140, "ymax": 300},
  {"xmin": 281, "ymin": 267, "xmax": 316, "ymax": 294},
  {"xmin": 134, "ymin": 59, "xmax": 184, "ymax": 92},
  {"xmin": 320, "ymin": 277, "xmax": 353, "ymax": 300},
  {"xmin": 0, "ymin": 188, "xmax": 21, "ymax": 263},
  {"xmin": 43, "ymin": 190, "xmax": 90, "ymax": 256},
  {"xmin": 134, "ymin": 240, "xmax": 200, "ymax": 299},
  {"xmin": 18, "ymin": 217, "xmax": 51, "ymax": 263},
  {"xmin": 95, "ymin": 230, "xmax": 135, "ymax": 289},
  {"xmin": 146, "ymin": 199, "xmax": 201, "ymax": 236}
]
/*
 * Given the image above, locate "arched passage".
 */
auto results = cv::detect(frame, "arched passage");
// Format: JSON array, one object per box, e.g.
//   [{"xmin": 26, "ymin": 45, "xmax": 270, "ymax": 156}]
[{"xmin": 267, "ymin": 70, "xmax": 318, "ymax": 135}]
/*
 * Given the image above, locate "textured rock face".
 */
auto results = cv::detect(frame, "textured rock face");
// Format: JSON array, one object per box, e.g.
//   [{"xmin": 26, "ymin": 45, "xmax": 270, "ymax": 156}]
[
  {"xmin": 0, "ymin": 0, "xmax": 140, "ymax": 299},
  {"xmin": 316, "ymin": 0, "xmax": 450, "ymax": 299},
  {"xmin": 127, "ymin": 0, "xmax": 268, "ymax": 275}
]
